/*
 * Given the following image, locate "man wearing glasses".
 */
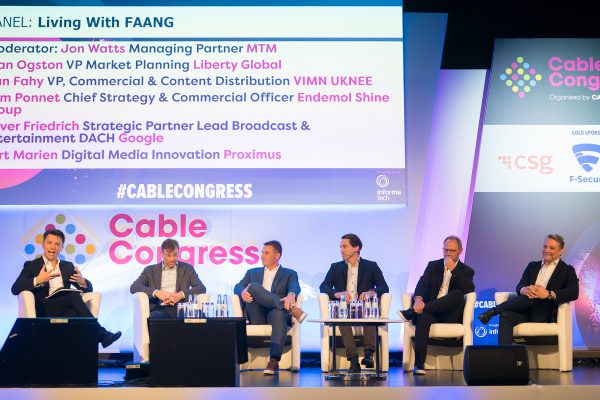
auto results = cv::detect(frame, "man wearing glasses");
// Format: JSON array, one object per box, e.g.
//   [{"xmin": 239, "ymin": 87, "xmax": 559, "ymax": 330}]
[
  {"xmin": 397, "ymin": 235, "xmax": 475, "ymax": 375},
  {"xmin": 130, "ymin": 238, "xmax": 206, "ymax": 317}
]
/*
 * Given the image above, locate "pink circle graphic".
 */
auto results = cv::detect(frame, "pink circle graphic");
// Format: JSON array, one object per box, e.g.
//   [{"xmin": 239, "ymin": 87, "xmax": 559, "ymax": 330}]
[
  {"xmin": 0, "ymin": 170, "xmax": 42, "ymax": 189},
  {"xmin": 76, "ymin": 234, "xmax": 86, "ymax": 244}
]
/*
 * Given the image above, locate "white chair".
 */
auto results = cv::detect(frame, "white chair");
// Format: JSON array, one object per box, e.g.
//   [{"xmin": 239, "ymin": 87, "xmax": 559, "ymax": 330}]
[
  {"xmin": 318, "ymin": 292, "xmax": 392, "ymax": 372},
  {"xmin": 132, "ymin": 292, "xmax": 210, "ymax": 363},
  {"xmin": 401, "ymin": 292, "xmax": 476, "ymax": 371},
  {"xmin": 231, "ymin": 294, "xmax": 302, "ymax": 371},
  {"xmin": 17, "ymin": 290, "xmax": 102, "ymax": 318},
  {"xmin": 495, "ymin": 292, "xmax": 573, "ymax": 372}
]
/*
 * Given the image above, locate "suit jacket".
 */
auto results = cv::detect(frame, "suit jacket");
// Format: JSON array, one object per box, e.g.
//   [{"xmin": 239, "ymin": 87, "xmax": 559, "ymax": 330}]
[
  {"xmin": 516, "ymin": 259, "xmax": 579, "ymax": 305},
  {"xmin": 233, "ymin": 265, "xmax": 301, "ymax": 299},
  {"xmin": 11, "ymin": 257, "xmax": 93, "ymax": 315},
  {"xmin": 130, "ymin": 261, "xmax": 206, "ymax": 310},
  {"xmin": 319, "ymin": 258, "xmax": 389, "ymax": 300},
  {"xmin": 413, "ymin": 258, "xmax": 475, "ymax": 303}
]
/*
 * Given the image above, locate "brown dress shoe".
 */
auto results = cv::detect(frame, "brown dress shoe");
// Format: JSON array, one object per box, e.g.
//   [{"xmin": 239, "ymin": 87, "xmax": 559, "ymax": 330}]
[
  {"xmin": 290, "ymin": 306, "xmax": 308, "ymax": 324},
  {"xmin": 264, "ymin": 358, "xmax": 280, "ymax": 375}
]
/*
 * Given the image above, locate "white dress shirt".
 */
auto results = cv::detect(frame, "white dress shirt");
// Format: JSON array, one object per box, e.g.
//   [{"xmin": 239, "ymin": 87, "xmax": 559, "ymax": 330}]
[
  {"xmin": 437, "ymin": 259, "xmax": 457, "ymax": 299},
  {"xmin": 535, "ymin": 259, "xmax": 559, "ymax": 289},
  {"xmin": 262, "ymin": 265, "xmax": 280, "ymax": 291},
  {"xmin": 345, "ymin": 257, "xmax": 360, "ymax": 300}
]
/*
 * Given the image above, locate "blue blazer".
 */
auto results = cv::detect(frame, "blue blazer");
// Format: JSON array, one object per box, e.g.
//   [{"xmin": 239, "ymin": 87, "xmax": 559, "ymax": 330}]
[
  {"xmin": 319, "ymin": 258, "xmax": 389, "ymax": 300},
  {"xmin": 233, "ymin": 266, "xmax": 301, "ymax": 299}
]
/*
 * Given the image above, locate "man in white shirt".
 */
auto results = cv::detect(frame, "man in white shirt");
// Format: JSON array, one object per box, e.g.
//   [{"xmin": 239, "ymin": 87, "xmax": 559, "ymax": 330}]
[
  {"xmin": 397, "ymin": 235, "xmax": 475, "ymax": 375},
  {"xmin": 319, "ymin": 233, "xmax": 389, "ymax": 373},
  {"xmin": 11, "ymin": 229, "xmax": 121, "ymax": 348},
  {"xmin": 479, "ymin": 234, "xmax": 579, "ymax": 344},
  {"xmin": 233, "ymin": 240, "xmax": 307, "ymax": 375}
]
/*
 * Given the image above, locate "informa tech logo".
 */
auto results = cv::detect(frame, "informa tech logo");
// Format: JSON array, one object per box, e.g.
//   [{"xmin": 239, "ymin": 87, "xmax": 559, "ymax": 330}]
[
  {"xmin": 499, "ymin": 56, "xmax": 543, "ymax": 98},
  {"xmin": 23, "ymin": 213, "xmax": 99, "ymax": 265},
  {"xmin": 570, "ymin": 143, "xmax": 600, "ymax": 184},
  {"xmin": 375, "ymin": 173, "xmax": 402, "ymax": 202}
]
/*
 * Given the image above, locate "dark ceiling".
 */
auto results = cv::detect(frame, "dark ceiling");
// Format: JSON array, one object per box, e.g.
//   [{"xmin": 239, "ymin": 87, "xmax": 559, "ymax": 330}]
[{"xmin": 404, "ymin": 0, "xmax": 600, "ymax": 68}]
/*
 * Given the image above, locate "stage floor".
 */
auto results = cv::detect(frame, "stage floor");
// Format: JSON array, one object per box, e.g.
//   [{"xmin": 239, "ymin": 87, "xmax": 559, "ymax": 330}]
[{"xmin": 2, "ymin": 366, "xmax": 600, "ymax": 400}]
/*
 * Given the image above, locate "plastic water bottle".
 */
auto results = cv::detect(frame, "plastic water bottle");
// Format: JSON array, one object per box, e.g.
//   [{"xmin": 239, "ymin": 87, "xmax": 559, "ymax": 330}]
[
  {"xmin": 222, "ymin": 294, "xmax": 229, "ymax": 317},
  {"xmin": 216, "ymin": 294, "xmax": 223, "ymax": 317},
  {"xmin": 364, "ymin": 293, "xmax": 372, "ymax": 319},
  {"xmin": 372, "ymin": 293, "xmax": 380, "ymax": 319},
  {"xmin": 339, "ymin": 294, "xmax": 348, "ymax": 319}
]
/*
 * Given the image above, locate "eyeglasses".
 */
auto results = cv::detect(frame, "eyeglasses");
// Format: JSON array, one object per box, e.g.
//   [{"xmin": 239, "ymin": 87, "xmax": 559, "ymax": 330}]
[
  {"xmin": 161, "ymin": 252, "xmax": 179, "ymax": 258},
  {"xmin": 442, "ymin": 248, "xmax": 459, "ymax": 253}
]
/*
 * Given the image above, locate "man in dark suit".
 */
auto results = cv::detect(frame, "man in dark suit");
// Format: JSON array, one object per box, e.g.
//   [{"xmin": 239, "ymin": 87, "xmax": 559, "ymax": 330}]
[
  {"xmin": 233, "ymin": 240, "xmax": 307, "ymax": 375},
  {"xmin": 130, "ymin": 238, "xmax": 206, "ymax": 317},
  {"xmin": 319, "ymin": 233, "xmax": 389, "ymax": 373},
  {"xmin": 397, "ymin": 235, "xmax": 475, "ymax": 375},
  {"xmin": 479, "ymin": 234, "xmax": 579, "ymax": 344},
  {"xmin": 11, "ymin": 229, "xmax": 121, "ymax": 348}
]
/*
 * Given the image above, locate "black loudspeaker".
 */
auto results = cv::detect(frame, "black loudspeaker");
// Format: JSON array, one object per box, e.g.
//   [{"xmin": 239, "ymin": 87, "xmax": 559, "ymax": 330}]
[
  {"xmin": 463, "ymin": 345, "xmax": 529, "ymax": 385},
  {"xmin": 0, "ymin": 318, "xmax": 98, "ymax": 386}
]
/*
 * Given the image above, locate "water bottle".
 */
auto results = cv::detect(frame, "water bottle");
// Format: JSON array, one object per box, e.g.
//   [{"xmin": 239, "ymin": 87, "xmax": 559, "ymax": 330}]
[
  {"xmin": 186, "ymin": 294, "xmax": 194, "ymax": 318},
  {"xmin": 216, "ymin": 294, "xmax": 223, "ymax": 317},
  {"xmin": 364, "ymin": 293, "xmax": 372, "ymax": 319},
  {"xmin": 372, "ymin": 292, "xmax": 380, "ymax": 319},
  {"xmin": 222, "ymin": 294, "xmax": 229, "ymax": 317},
  {"xmin": 339, "ymin": 294, "xmax": 348, "ymax": 319}
]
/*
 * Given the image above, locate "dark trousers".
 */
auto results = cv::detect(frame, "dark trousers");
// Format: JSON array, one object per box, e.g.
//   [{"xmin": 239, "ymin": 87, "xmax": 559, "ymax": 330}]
[
  {"xmin": 40, "ymin": 291, "xmax": 107, "ymax": 340},
  {"xmin": 497, "ymin": 295, "xmax": 554, "ymax": 344},
  {"xmin": 412, "ymin": 289, "xmax": 465, "ymax": 368},
  {"xmin": 150, "ymin": 305, "xmax": 178, "ymax": 318},
  {"xmin": 339, "ymin": 325, "xmax": 376, "ymax": 359},
  {"xmin": 245, "ymin": 282, "xmax": 290, "ymax": 360}
]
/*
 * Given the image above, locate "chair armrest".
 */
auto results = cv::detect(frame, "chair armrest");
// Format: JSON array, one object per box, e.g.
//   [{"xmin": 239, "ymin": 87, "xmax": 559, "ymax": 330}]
[
  {"xmin": 318, "ymin": 293, "xmax": 329, "ymax": 318},
  {"xmin": 462, "ymin": 292, "xmax": 476, "ymax": 326},
  {"xmin": 401, "ymin": 292, "xmax": 412, "ymax": 310},
  {"xmin": 495, "ymin": 291, "xmax": 515, "ymax": 305},
  {"xmin": 296, "ymin": 293, "xmax": 304, "ymax": 308},
  {"xmin": 380, "ymin": 293, "xmax": 392, "ymax": 318},
  {"xmin": 82, "ymin": 292, "xmax": 102, "ymax": 318},
  {"xmin": 231, "ymin": 294, "xmax": 243, "ymax": 318},
  {"xmin": 17, "ymin": 291, "xmax": 36, "ymax": 318}
]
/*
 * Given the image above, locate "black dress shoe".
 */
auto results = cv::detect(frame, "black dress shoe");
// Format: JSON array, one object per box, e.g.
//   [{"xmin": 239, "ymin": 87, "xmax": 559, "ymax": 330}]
[
  {"xmin": 397, "ymin": 308, "xmax": 417, "ymax": 322},
  {"xmin": 348, "ymin": 356, "xmax": 361, "ymax": 373},
  {"xmin": 100, "ymin": 330, "xmax": 122, "ymax": 348},
  {"xmin": 478, "ymin": 309, "xmax": 495, "ymax": 325},
  {"xmin": 361, "ymin": 353, "xmax": 374, "ymax": 368}
]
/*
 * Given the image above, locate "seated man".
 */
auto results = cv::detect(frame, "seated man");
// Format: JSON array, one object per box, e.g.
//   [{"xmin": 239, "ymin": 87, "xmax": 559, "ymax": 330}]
[
  {"xmin": 319, "ymin": 233, "xmax": 389, "ymax": 373},
  {"xmin": 11, "ymin": 229, "xmax": 121, "ymax": 348},
  {"xmin": 397, "ymin": 235, "xmax": 475, "ymax": 375},
  {"xmin": 479, "ymin": 234, "xmax": 579, "ymax": 344},
  {"xmin": 130, "ymin": 238, "xmax": 206, "ymax": 317},
  {"xmin": 234, "ymin": 240, "xmax": 307, "ymax": 375}
]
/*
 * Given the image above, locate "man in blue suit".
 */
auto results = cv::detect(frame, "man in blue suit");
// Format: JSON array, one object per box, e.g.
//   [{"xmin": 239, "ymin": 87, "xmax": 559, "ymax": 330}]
[
  {"xmin": 479, "ymin": 234, "xmax": 579, "ymax": 344},
  {"xmin": 319, "ymin": 233, "xmax": 389, "ymax": 373},
  {"xmin": 397, "ymin": 235, "xmax": 475, "ymax": 375},
  {"xmin": 130, "ymin": 238, "xmax": 206, "ymax": 317},
  {"xmin": 233, "ymin": 240, "xmax": 307, "ymax": 375}
]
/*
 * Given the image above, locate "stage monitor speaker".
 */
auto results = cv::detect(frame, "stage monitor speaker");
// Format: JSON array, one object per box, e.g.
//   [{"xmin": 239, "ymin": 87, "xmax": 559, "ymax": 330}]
[
  {"xmin": 0, "ymin": 318, "xmax": 98, "ymax": 386},
  {"xmin": 463, "ymin": 345, "xmax": 529, "ymax": 385}
]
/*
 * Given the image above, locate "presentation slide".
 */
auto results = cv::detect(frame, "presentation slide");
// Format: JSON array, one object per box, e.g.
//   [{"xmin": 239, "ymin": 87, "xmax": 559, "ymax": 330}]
[
  {"xmin": 0, "ymin": 4, "xmax": 405, "ymax": 205},
  {"xmin": 467, "ymin": 39, "xmax": 600, "ymax": 350}
]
